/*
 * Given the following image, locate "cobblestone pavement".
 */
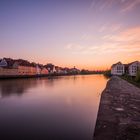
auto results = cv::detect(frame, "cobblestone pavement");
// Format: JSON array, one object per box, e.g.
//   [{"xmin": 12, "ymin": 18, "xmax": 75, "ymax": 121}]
[{"xmin": 93, "ymin": 76, "xmax": 140, "ymax": 140}]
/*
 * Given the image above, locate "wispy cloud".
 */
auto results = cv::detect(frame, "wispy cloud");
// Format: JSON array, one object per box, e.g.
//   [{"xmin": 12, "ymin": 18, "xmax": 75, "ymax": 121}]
[
  {"xmin": 89, "ymin": 0, "xmax": 95, "ymax": 10},
  {"xmin": 89, "ymin": 0, "xmax": 140, "ymax": 13},
  {"xmin": 120, "ymin": 0, "xmax": 140, "ymax": 13},
  {"xmin": 66, "ymin": 41, "xmax": 140, "ymax": 56},
  {"xmin": 66, "ymin": 43, "xmax": 85, "ymax": 50},
  {"xmin": 99, "ymin": 0, "xmax": 114, "ymax": 11},
  {"xmin": 99, "ymin": 23, "xmax": 122, "ymax": 33},
  {"xmin": 66, "ymin": 26, "xmax": 140, "ymax": 56},
  {"xmin": 103, "ymin": 26, "xmax": 140, "ymax": 42},
  {"xmin": 89, "ymin": 0, "xmax": 114, "ymax": 12},
  {"xmin": 100, "ymin": 26, "xmax": 140, "ymax": 55}
]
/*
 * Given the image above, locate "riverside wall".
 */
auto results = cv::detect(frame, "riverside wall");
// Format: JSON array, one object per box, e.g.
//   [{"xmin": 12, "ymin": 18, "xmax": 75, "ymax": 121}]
[{"xmin": 94, "ymin": 76, "xmax": 140, "ymax": 140}]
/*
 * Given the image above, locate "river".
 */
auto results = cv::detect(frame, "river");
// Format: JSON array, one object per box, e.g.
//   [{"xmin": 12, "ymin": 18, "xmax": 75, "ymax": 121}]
[{"xmin": 0, "ymin": 75, "xmax": 108, "ymax": 140}]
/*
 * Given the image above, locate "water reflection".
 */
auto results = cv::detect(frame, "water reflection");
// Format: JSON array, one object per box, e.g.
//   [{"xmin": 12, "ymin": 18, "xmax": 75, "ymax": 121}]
[
  {"xmin": 0, "ymin": 75, "xmax": 108, "ymax": 140},
  {"xmin": 0, "ymin": 77, "xmax": 62, "ymax": 98},
  {"xmin": 0, "ymin": 79, "xmax": 38, "ymax": 97}
]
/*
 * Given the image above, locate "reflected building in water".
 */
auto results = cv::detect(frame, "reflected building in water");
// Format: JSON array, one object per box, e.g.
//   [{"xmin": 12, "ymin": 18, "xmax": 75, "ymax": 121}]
[
  {"xmin": 0, "ymin": 79, "xmax": 39, "ymax": 98},
  {"xmin": 0, "ymin": 77, "xmax": 64, "ymax": 98}
]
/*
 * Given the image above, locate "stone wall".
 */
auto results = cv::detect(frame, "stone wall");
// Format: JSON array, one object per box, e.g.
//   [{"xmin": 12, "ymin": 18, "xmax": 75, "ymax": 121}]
[{"xmin": 94, "ymin": 76, "xmax": 140, "ymax": 140}]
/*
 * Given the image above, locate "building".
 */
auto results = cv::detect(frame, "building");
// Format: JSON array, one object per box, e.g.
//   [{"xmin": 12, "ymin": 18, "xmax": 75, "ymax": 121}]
[
  {"xmin": 40, "ymin": 67, "xmax": 49, "ymax": 75},
  {"xmin": 0, "ymin": 58, "xmax": 15, "ymax": 68},
  {"xmin": 13, "ymin": 59, "xmax": 37, "ymax": 75},
  {"xmin": 0, "ymin": 57, "xmax": 82, "ymax": 77},
  {"xmin": 55, "ymin": 66, "xmax": 67, "ymax": 74},
  {"xmin": 111, "ymin": 62, "xmax": 125, "ymax": 76},
  {"xmin": 61, "ymin": 68, "xmax": 69, "ymax": 74},
  {"xmin": 69, "ymin": 66, "xmax": 80, "ymax": 74},
  {"xmin": 0, "ymin": 57, "xmax": 50, "ymax": 76},
  {"xmin": 44, "ymin": 64, "xmax": 56, "ymax": 74},
  {"xmin": 0, "ymin": 58, "xmax": 18, "ymax": 76},
  {"xmin": 36, "ymin": 65, "xmax": 41, "ymax": 75},
  {"xmin": 0, "ymin": 58, "xmax": 8, "ymax": 67},
  {"xmin": 127, "ymin": 61, "xmax": 140, "ymax": 76},
  {"xmin": 0, "ymin": 67, "xmax": 18, "ymax": 76}
]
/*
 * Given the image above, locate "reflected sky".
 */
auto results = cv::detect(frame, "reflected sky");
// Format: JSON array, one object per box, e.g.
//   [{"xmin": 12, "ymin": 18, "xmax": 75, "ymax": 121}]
[{"xmin": 0, "ymin": 75, "xmax": 108, "ymax": 140}]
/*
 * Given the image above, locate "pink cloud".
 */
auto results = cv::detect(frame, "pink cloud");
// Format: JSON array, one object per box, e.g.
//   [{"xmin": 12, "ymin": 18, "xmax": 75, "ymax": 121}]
[{"xmin": 120, "ymin": 0, "xmax": 140, "ymax": 13}]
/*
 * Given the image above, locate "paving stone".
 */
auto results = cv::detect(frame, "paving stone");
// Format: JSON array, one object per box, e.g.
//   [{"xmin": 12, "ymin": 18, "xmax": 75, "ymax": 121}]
[{"xmin": 93, "ymin": 76, "xmax": 140, "ymax": 140}]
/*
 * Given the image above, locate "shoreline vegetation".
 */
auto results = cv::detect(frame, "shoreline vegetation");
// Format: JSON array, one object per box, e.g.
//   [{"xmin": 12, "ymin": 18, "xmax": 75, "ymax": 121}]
[
  {"xmin": 121, "ymin": 75, "xmax": 140, "ymax": 88},
  {"xmin": 0, "ymin": 72, "xmax": 105, "ymax": 80},
  {"xmin": 103, "ymin": 70, "xmax": 140, "ymax": 88}
]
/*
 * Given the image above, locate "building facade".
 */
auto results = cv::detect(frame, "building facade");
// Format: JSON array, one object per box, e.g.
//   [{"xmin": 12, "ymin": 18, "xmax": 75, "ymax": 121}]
[
  {"xmin": 0, "ymin": 67, "xmax": 18, "ymax": 76},
  {"xmin": 111, "ymin": 62, "xmax": 125, "ymax": 76},
  {"xmin": 41, "ymin": 68, "xmax": 49, "ymax": 75},
  {"xmin": 0, "ymin": 59, "xmax": 8, "ymax": 67},
  {"xmin": 0, "ymin": 58, "xmax": 51, "ymax": 77},
  {"xmin": 111, "ymin": 61, "xmax": 140, "ymax": 76},
  {"xmin": 128, "ymin": 61, "xmax": 140, "ymax": 76}
]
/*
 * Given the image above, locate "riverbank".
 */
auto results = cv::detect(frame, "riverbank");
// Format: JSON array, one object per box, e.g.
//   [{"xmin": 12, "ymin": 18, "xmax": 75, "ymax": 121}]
[
  {"xmin": 0, "ymin": 74, "xmax": 77, "ymax": 79},
  {"xmin": 0, "ymin": 73, "xmax": 104, "ymax": 80},
  {"xmin": 93, "ymin": 76, "xmax": 140, "ymax": 140},
  {"xmin": 121, "ymin": 76, "xmax": 140, "ymax": 88},
  {"xmin": 0, "ymin": 74, "xmax": 50, "ymax": 79}
]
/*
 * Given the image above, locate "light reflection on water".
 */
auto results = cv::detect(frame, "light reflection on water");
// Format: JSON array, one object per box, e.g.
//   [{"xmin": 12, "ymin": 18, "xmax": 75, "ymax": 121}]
[{"xmin": 0, "ymin": 75, "xmax": 108, "ymax": 140}]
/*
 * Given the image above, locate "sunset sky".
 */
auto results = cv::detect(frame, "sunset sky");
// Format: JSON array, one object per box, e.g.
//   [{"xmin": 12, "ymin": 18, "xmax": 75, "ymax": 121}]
[{"xmin": 0, "ymin": 0, "xmax": 140, "ymax": 70}]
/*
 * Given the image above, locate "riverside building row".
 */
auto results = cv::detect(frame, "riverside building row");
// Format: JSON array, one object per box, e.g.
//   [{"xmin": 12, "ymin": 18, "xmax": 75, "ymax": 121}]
[
  {"xmin": 111, "ymin": 61, "xmax": 140, "ymax": 76},
  {"xmin": 0, "ymin": 58, "xmax": 80, "ymax": 77}
]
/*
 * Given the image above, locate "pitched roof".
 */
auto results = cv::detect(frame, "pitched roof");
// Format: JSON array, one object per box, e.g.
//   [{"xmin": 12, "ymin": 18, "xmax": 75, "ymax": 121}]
[
  {"xmin": 111, "ymin": 62, "xmax": 123, "ymax": 68},
  {"xmin": 127, "ymin": 61, "xmax": 139, "ymax": 66},
  {"xmin": 3, "ymin": 58, "xmax": 16, "ymax": 67},
  {"xmin": 14, "ymin": 59, "xmax": 36, "ymax": 67}
]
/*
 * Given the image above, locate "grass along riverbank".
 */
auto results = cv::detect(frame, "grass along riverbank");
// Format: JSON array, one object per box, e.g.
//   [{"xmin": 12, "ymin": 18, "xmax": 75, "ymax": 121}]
[
  {"xmin": 121, "ymin": 75, "xmax": 140, "ymax": 88},
  {"xmin": 121, "ymin": 70, "xmax": 140, "ymax": 88},
  {"xmin": 103, "ymin": 70, "xmax": 140, "ymax": 88}
]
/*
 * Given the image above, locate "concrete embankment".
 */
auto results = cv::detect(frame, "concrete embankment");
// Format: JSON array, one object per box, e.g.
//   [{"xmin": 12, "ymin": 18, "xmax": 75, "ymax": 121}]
[{"xmin": 94, "ymin": 76, "xmax": 140, "ymax": 140}]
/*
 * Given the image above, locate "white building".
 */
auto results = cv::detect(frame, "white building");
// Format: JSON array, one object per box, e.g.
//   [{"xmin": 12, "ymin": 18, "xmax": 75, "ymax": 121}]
[
  {"xmin": 45, "ymin": 64, "xmax": 56, "ymax": 74},
  {"xmin": 111, "ymin": 62, "xmax": 125, "ymax": 76},
  {"xmin": 36, "ymin": 65, "xmax": 41, "ymax": 75},
  {"xmin": 0, "ymin": 58, "xmax": 8, "ymax": 67},
  {"xmin": 128, "ymin": 61, "xmax": 140, "ymax": 76}
]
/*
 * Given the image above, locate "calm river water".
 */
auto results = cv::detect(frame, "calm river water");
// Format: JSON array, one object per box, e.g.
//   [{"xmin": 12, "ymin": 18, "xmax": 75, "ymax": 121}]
[{"xmin": 0, "ymin": 75, "xmax": 108, "ymax": 140}]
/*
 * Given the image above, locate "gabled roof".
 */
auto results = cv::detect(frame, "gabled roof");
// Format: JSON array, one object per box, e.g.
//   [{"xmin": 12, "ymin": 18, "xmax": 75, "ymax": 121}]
[
  {"xmin": 111, "ymin": 62, "xmax": 123, "ymax": 68},
  {"xmin": 3, "ymin": 58, "xmax": 16, "ymax": 67},
  {"xmin": 127, "ymin": 61, "xmax": 139, "ymax": 67},
  {"xmin": 14, "ymin": 59, "xmax": 37, "ymax": 67}
]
